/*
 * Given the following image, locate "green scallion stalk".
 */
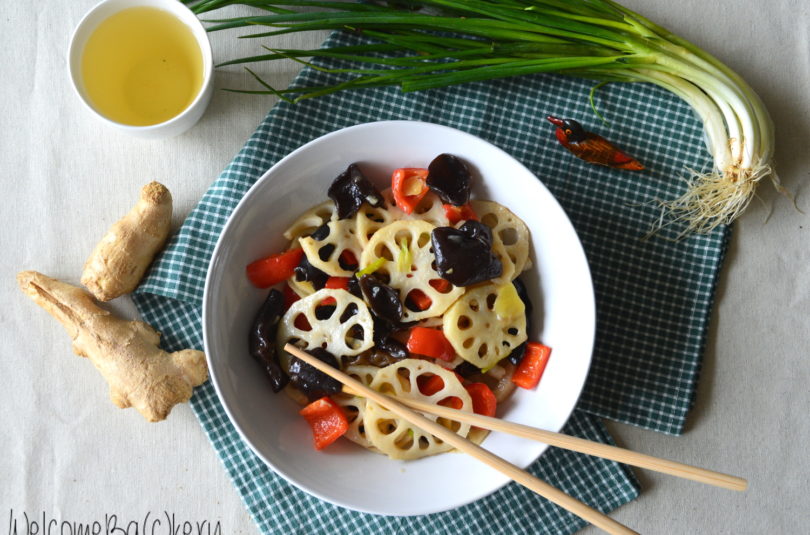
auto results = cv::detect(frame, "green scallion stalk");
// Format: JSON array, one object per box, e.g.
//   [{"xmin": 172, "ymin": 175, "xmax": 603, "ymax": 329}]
[{"xmin": 184, "ymin": 0, "xmax": 783, "ymax": 236}]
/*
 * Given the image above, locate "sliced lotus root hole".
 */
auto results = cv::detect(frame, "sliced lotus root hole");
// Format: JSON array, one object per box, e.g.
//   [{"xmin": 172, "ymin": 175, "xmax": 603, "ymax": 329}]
[
  {"xmin": 341, "ymin": 303, "xmax": 359, "ymax": 322},
  {"xmin": 314, "ymin": 305, "xmax": 336, "ymax": 320},
  {"xmin": 436, "ymin": 397, "xmax": 464, "ymax": 431},
  {"xmin": 345, "ymin": 326, "xmax": 366, "ymax": 350},
  {"xmin": 416, "ymin": 373, "xmax": 444, "ymax": 395},
  {"xmin": 293, "ymin": 314, "xmax": 312, "ymax": 331},
  {"xmin": 318, "ymin": 244, "xmax": 357, "ymax": 269},
  {"xmin": 343, "ymin": 405, "xmax": 359, "ymax": 423},
  {"xmin": 482, "ymin": 213, "xmax": 499, "ymax": 228},
  {"xmin": 405, "ymin": 289, "xmax": 429, "ymax": 311},
  {"xmin": 462, "ymin": 338, "xmax": 474, "ymax": 349},
  {"xmin": 371, "ymin": 242, "xmax": 396, "ymax": 261},
  {"xmin": 397, "ymin": 367, "xmax": 413, "ymax": 384},
  {"xmin": 413, "ymin": 194, "xmax": 438, "ymax": 215},
  {"xmin": 478, "ymin": 343, "xmax": 489, "ymax": 358},
  {"xmin": 377, "ymin": 418, "xmax": 398, "ymax": 436},
  {"xmin": 339, "ymin": 251, "xmax": 359, "ymax": 270},
  {"xmin": 430, "ymin": 278, "xmax": 452, "ymax": 294},
  {"xmin": 416, "ymin": 233, "xmax": 431, "ymax": 248},
  {"xmin": 486, "ymin": 292, "xmax": 497, "ymax": 310},
  {"xmin": 469, "ymin": 300, "xmax": 480, "ymax": 312},
  {"xmin": 499, "ymin": 227, "xmax": 519, "ymax": 246},
  {"xmin": 457, "ymin": 315, "xmax": 472, "ymax": 330},
  {"xmin": 318, "ymin": 243, "xmax": 336, "ymax": 262},
  {"xmin": 439, "ymin": 396, "xmax": 463, "ymax": 410},
  {"xmin": 347, "ymin": 368, "xmax": 375, "ymax": 384},
  {"xmin": 363, "ymin": 209, "xmax": 386, "ymax": 224},
  {"xmin": 398, "ymin": 434, "xmax": 414, "ymax": 450}
]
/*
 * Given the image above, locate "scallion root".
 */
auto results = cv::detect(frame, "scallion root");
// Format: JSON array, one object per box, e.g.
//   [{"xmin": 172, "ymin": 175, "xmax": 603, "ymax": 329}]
[{"xmin": 650, "ymin": 162, "xmax": 781, "ymax": 238}]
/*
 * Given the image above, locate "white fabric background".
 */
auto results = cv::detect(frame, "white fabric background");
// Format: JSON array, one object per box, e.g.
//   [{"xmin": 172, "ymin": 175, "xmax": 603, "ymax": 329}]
[{"xmin": 1, "ymin": 1, "xmax": 807, "ymax": 533}]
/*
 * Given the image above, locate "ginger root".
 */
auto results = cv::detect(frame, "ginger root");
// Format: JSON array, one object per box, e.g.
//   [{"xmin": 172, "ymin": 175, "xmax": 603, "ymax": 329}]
[
  {"xmin": 81, "ymin": 181, "xmax": 172, "ymax": 302},
  {"xmin": 18, "ymin": 270, "xmax": 207, "ymax": 422}
]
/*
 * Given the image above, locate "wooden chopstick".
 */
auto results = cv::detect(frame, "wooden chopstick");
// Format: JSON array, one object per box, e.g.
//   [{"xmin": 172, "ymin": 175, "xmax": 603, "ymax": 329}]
[
  {"xmin": 285, "ymin": 344, "xmax": 639, "ymax": 535},
  {"xmin": 343, "ymin": 386, "xmax": 747, "ymax": 492}
]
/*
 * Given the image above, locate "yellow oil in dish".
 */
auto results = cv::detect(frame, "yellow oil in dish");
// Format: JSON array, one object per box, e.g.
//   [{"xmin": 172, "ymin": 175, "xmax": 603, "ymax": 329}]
[{"xmin": 81, "ymin": 7, "xmax": 203, "ymax": 126}]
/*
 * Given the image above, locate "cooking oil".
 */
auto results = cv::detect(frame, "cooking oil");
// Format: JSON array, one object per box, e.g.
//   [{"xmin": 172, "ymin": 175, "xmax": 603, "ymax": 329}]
[{"xmin": 81, "ymin": 7, "xmax": 203, "ymax": 126}]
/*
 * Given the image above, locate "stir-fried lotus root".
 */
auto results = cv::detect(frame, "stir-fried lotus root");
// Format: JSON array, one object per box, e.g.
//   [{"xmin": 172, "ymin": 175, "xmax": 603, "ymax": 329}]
[
  {"xmin": 299, "ymin": 217, "xmax": 364, "ymax": 277},
  {"xmin": 356, "ymin": 189, "xmax": 448, "ymax": 247},
  {"xmin": 360, "ymin": 220, "xmax": 464, "ymax": 322},
  {"xmin": 443, "ymin": 283, "xmax": 528, "ymax": 369},
  {"xmin": 282, "ymin": 198, "xmax": 365, "ymax": 279},
  {"xmin": 471, "ymin": 200, "xmax": 531, "ymax": 281},
  {"xmin": 282, "ymin": 201, "xmax": 336, "ymax": 297},
  {"xmin": 364, "ymin": 359, "xmax": 473, "ymax": 460},
  {"xmin": 283, "ymin": 200, "xmax": 336, "ymax": 243},
  {"xmin": 277, "ymin": 289, "xmax": 374, "ymax": 370},
  {"xmin": 334, "ymin": 365, "xmax": 379, "ymax": 450}
]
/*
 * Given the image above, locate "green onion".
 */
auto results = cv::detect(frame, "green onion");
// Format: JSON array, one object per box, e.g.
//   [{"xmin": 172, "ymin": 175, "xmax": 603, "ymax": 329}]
[
  {"xmin": 397, "ymin": 237, "xmax": 412, "ymax": 272},
  {"xmin": 185, "ymin": 0, "xmax": 783, "ymax": 235},
  {"xmin": 356, "ymin": 257, "xmax": 386, "ymax": 277}
]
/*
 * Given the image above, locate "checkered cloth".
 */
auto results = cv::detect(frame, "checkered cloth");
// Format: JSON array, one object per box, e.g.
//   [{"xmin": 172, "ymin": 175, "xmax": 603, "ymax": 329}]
[{"xmin": 133, "ymin": 29, "xmax": 730, "ymax": 534}]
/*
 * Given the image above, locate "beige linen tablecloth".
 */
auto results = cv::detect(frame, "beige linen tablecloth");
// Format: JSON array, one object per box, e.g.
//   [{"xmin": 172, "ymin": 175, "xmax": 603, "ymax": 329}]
[{"xmin": 1, "ymin": 1, "xmax": 808, "ymax": 533}]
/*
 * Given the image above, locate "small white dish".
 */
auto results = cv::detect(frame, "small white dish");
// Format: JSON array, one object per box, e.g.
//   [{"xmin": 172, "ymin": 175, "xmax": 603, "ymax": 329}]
[
  {"xmin": 67, "ymin": 0, "xmax": 214, "ymax": 139},
  {"xmin": 202, "ymin": 121, "xmax": 596, "ymax": 516}
]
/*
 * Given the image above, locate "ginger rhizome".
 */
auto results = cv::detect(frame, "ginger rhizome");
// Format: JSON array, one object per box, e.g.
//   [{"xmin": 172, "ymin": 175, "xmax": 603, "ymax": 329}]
[
  {"xmin": 82, "ymin": 181, "xmax": 172, "ymax": 302},
  {"xmin": 18, "ymin": 271, "xmax": 207, "ymax": 422}
]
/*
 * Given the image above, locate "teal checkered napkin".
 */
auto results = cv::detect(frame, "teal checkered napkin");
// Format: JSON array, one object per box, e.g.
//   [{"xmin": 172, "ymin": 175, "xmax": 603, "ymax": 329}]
[{"xmin": 132, "ymin": 28, "xmax": 730, "ymax": 534}]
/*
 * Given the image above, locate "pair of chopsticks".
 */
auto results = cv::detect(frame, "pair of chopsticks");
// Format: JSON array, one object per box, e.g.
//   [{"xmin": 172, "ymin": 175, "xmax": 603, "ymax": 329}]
[{"xmin": 285, "ymin": 344, "xmax": 746, "ymax": 535}]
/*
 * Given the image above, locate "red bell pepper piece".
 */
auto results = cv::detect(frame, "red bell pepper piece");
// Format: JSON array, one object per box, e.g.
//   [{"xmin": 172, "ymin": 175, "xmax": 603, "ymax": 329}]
[
  {"xmin": 299, "ymin": 396, "xmax": 349, "ymax": 450},
  {"xmin": 294, "ymin": 315, "xmax": 311, "ymax": 331},
  {"xmin": 417, "ymin": 374, "xmax": 445, "ymax": 396},
  {"xmin": 321, "ymin": 277, "xmax": 351, "ymax": 305},
  {"xmin": 392, "ymin": 168, "xmax": 429, "ymax": 214},
  {"xmin": 325, "ymin": 277, "xmax": 350, "ymax": 291},
  {"xmin": 417, "ymin": 372, "xmax": 467, "ymax": 396},
  {"xmin": 439, "ymin": 396, "xmax": 463, "ymax": 410},
  {"xmin": 464, "ymin": 382, "xmax": 497, "ymax": 417},
  {"xmin": 407, "ymin": 289, "xmax": 432, "ymax": 311},
  {"xmin": 406, "ymin": 327, "xmax": 456, "ymax": 362},
  {"xmin": 407, "ymin": 280, "xmax": 452, "ymax": 312},
  {"xmin": 429, "ymin": 278, "xmax": 452, "ymax": 293},
  {"xmin": 443, "ymin": 203, "xmax": 478, "ymax": 224},
  {"xmin": 511, "ymin": 342, "xmax": 552, "ymax": 390},
  {"xmin": 246, "ymin": 248, "xmax": 304, "ymax": 289}
]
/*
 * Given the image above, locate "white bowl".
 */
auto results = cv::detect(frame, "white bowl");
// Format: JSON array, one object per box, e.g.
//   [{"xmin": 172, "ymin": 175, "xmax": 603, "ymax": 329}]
[
  {"xmin": 67, "ymin": 0, "xmax": 214, "ymax": 139},
  {"xmin": 203, "ymin": 121, "xmax": 596, "ymax": 516}
]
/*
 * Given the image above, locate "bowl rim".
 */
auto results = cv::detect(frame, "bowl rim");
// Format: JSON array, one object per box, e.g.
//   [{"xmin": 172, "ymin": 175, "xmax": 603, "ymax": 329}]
[{"xmin": 201, "ymin": 120, "xmax": 596, "ymax": 515}]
